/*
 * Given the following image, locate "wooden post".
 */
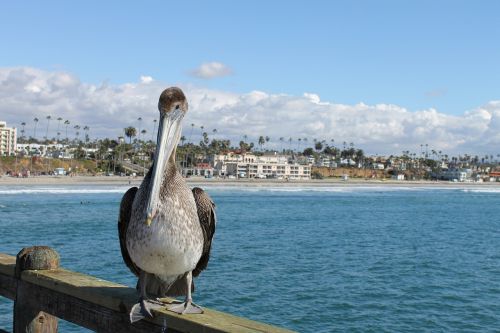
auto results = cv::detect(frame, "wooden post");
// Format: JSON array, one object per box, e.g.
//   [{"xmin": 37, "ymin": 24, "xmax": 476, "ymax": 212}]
[{"xmin": 14, "ymin": 246, "xmax": 60, "ymax": 333}]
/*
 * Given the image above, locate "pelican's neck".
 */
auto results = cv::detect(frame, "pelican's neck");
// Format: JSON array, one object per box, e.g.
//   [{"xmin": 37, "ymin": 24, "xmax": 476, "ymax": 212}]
[
  {"xmin": 152, "ymin": 140, "xmax": 178, "ymax": 187},
  {"xmin": 145, "ymin": 113, "xmax": 183, "ymax": 223}
]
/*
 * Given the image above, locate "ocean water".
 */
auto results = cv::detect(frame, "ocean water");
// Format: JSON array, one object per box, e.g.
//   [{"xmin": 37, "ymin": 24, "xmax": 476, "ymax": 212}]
[{"xmin": 1, "ymin": 184, "xmax": 500, "ymax": 332}]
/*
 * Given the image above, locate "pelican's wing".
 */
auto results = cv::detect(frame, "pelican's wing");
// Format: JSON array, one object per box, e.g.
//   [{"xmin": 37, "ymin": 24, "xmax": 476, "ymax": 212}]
[
  {"xmin": 192, "ymin": 187, "xmax": 216, "ymax": 277},
  {"xmin": 118, "ymin": 186, "xmax": 141, "ymax": 277}
]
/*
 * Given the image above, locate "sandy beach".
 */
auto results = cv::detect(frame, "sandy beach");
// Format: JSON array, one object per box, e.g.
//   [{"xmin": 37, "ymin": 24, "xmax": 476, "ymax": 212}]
[{"xmin": 1, "ymin": 175, "xmax": 499, "ymax": 188}]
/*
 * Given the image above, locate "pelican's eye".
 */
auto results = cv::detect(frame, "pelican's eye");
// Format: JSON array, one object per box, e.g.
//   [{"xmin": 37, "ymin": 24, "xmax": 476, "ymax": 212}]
[{"xmin": 175, "ymin": 104, "xmax": 180, "ymax": 110}]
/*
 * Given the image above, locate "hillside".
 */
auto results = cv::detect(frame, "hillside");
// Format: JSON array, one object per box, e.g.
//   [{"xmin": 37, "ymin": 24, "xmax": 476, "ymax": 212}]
[{"xmin": 0, "ymin": 157, "xmax": 98, "ymax": 175}]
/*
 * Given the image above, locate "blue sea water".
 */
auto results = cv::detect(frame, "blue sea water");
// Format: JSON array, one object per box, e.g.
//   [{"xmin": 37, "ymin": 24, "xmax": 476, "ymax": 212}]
[{"xmin": 1, "ymin": 184, "xmax": 500, "ymax": 332}]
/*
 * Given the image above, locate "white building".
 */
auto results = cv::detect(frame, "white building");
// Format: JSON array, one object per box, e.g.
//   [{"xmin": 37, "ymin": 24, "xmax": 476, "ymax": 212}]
[
  {"xmin": 391, "ymin": 173, "xmax": 405, "ymax": 181},
  {"xmin": 317, "ymin": 157, "xmax": 337, "ymax": 168},
  {"xmin": 341, "ymin": 158, "xmax": 357, "ymax": 167},
  {"xmin": 16, "ymin": 143, "xmax": 69, "ymax": 158},
  {"xmin": 0, "ymin": 121, "xmax": 17, "ymax": 156},
  {"xmin": 213, "ymin": 152, "xmax": 311, "ymax": 179},
  {"xmin": 441, "ymin": 168, "xmax": 472, "ymax": 182}
]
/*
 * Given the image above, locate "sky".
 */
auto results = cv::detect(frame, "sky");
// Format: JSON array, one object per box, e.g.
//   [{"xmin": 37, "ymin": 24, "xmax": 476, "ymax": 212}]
[{"xmin": 1, "ymin": 1, "xmax": 500, "ymax": 156}]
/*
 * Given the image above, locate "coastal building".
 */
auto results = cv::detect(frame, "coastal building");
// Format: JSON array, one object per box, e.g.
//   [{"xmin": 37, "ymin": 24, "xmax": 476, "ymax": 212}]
[
  {"xmin": 391, "ymin": 173, "xmax": 406, "ymax": 181},
  {"xmin": 0, "ymin": 121, "xmax": 17, "ymax": 156},
  {"xmin": 16, "ymin": 143, "xmax": 68, "ymax": 158},
  {"xmin": 489, "ymin": 171, "xmax": 500, "ymax": 182},
  {"xmin": 371, "ymin": 162, "xmax": 385, "ymax": 170},
  {"xmin": 213, "ymin": 152, "xmax": 311, "ymax": 179},
  {"xmin": 440, "ymin": 168, "xmax": 472, "ymax": 182},
  {"xmin": 316, "ymin": 157, "xmax": 337, "ymax": 168},
  {"xmin": 340, "ymin": 158, "xmax": 357, "ymax": 167},
  {"xmin": 185, "ymin": 162, "xmax": 214, "ymax": 178}
]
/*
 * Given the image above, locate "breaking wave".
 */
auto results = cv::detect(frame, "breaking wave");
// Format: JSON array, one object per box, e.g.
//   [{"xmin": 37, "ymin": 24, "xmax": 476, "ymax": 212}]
[{"xmin": 0, "ymin": 186, "xmax": 129, "ymax": 195}]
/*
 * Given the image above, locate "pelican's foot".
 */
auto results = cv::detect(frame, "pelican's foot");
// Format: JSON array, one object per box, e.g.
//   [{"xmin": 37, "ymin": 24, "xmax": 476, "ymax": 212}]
[
  {"xmin": 129, "ymin": 298, "xmax": 165, "ymax": 323},
  {"xmin": 168, "ymin": 300, "xmax": 204, "ymax": 315}
]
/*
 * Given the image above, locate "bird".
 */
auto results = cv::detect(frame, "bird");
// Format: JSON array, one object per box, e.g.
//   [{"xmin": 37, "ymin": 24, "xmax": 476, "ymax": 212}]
[{"xmin": 118, "ymin": 87, "xmax": 216, "ymax": 322}]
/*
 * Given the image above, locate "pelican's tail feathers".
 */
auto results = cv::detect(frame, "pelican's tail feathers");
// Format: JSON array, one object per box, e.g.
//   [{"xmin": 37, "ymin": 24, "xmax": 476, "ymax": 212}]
[
  {"xmin": 144, "ymin": 273, "xmax": 194, "ymax": 297},
  {"xmin": 164, "ymin": 273, "xmax": 195, "ymax": 297},
  {"xmin": 145, "ymin": 273, "xmax": 171, "ymax": 297}
]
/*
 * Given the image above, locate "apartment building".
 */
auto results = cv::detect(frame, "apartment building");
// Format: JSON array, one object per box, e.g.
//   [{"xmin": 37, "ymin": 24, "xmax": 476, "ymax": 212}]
[
  {"xmin": 0, "ymin": 121, "xmax": 17, "ymax": 156},
  {"xmin": 214, "ymin": 152, "xmax": 311, "ymax": 179}
]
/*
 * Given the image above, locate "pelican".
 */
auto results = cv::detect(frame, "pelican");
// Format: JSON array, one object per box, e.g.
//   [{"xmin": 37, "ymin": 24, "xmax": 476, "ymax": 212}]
[{"xmin": 118, "ymin": 87, "xmax": 216, "ymax": 322}]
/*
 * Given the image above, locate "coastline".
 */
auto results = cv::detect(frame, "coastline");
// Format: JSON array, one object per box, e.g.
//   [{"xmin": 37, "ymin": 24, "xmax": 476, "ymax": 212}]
[{"xmin": 0, "ymin": 175, "xmax": 499, "ymax": 188}]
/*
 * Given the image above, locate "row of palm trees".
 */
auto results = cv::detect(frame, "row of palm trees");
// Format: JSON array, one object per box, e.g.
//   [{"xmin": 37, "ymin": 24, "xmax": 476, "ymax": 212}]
[
  {"xmin": 19, "ymin": 116, "xmax": 91, "ymax": 146},
  {"xmin": 17, "ymin": 115, "xmax": 500, "ymax": 173}
]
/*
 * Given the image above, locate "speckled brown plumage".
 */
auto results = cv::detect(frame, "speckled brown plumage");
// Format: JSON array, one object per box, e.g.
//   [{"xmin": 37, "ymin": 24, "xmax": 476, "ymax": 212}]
[{"xmin": 117, "ymin": 87, "xmax": 216, "ymax": 303}]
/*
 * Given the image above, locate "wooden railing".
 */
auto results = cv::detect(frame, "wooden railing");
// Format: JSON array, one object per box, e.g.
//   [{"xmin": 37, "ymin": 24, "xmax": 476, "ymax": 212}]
[{"xmin": 0, "ymin": 247, "xmax": 294, "ymax": 333}]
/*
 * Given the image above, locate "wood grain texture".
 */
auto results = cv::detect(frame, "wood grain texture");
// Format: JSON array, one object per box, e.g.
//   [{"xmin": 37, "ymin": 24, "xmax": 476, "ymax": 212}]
[
  {"xmin": 14, "ymin": 247, "xmax": 59, "ymax": 333},
  {"xmin": 0, "ymin": 250, "xmax": 295, "ymax": 333}
]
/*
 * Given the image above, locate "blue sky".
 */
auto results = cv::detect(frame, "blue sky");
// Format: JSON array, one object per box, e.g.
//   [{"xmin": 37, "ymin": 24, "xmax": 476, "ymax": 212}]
[{"xmin": 1, "ymin": 1, "xmax": 500, "ymax": 154}]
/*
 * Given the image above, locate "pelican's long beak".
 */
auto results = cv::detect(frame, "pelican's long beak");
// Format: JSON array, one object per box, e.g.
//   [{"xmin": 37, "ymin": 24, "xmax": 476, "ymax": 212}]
[{"xmin": 145, "ymin": 110, "xmax": 183, "ymax": 226}]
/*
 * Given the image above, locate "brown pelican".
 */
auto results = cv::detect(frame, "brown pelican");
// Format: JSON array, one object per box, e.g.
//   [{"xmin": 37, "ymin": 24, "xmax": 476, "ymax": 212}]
[{"xmin": 118, "ymin": 87, "xmax": 216, "ymax": 322}]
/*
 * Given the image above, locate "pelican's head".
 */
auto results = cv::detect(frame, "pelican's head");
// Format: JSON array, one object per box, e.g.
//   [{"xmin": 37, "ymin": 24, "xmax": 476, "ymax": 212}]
[
  {"xmin": 145, "ymin": 87, "xmax": 188, "ymax": 226},
  {"xmin": 158, "ymin": 87, "xmax": 188, "ymax": 117}
]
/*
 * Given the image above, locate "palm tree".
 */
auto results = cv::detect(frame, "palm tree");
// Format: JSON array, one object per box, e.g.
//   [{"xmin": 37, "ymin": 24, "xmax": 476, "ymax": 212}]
[
  {"xmin": 315, "ymin": 141, "xmax": 323, "ymax": 153},
  {"xmin": 124, "ymin": 127, "xmax": 137, "ymax": 144},
  {"xmin": 20, "ymin": 122, "xmax": 26, "ymax": 141},
  {"xmin": 64, "ymin": 120, "xmax": 70, "ymax": 143},
  {"xmin": 74, "ymin": 125, "xmax": 81, "ymax": 144},
  {"xmin": 258, "ymin": 136, "xmax": 265, "ymax": 151},
  {"xmin": 45, "ymin": 115, "xmax": 52, "ymax": 142},
  {"xmin": 56, "ymin": 117, "xmax": 63, "ymax": 142},
  {"xmin": 288, "ymin": 137, "xmax": 293, "ymax": 152},
  {"xmin": 265, "ymin": 136, "xmax": 270, "ymax": 151},
  {"xmin": 137, "ymin": 117, "xmax": 143, "ymax": 141},
  {"xmin": 279, "ymin": 137, "xmax": 284, "ymax": 152},
  {"xmin": 189, "ymin": 123, "xmax": 195, "ymax": 143},
  {"xmin": 152, "ymin": 119, "xmax": 157, "ymax": 141},
  {"xmin": 297, "ymin": 138, "xmax": 302, "ymax": 151},
  {"xmin": 33, "ymin": 118, "xmax": 39, "ymax": 141},
  {"xmin": 83, "ymin": 126, "xmax": 90, "ymax": 147}
]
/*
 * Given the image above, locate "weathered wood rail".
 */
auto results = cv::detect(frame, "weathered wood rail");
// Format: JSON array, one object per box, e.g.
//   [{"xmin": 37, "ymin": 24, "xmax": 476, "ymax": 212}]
[{"xmin": 0, "ymin": 247, "xmax": 294, "ymax": 333}]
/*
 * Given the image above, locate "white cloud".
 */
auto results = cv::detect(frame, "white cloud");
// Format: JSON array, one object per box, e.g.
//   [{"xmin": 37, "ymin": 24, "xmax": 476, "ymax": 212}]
[
  {"xmin": 190, "ymin": 62, "xmax": 233, "ymax": 79},
  {"xmin": 140, "ymin": 75, "xmax": 154, "ymax": 84},
  {"xmin": 1, "ymin": 66, "xmax": 499, "ymax": 156}
]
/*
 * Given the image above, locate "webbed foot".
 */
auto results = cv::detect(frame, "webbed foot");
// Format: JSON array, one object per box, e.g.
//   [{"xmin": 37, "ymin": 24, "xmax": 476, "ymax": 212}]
[
  {"xmin": 168, "ymin": 300, "xmax": 203, "ymax": 314},
  {"xmin": 129, "ymin": 298, "xmax": 165, "ymax": 323}
]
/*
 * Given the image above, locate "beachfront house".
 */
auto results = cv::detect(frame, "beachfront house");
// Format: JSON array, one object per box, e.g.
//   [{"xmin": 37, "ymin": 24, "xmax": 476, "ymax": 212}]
[
  {"xmin": 391, "ymin": 173, "xmax": 406, "ymax": 181},
  {"xmin": 440, "ymin": 168, "xmax": 472, "ymax": 182}
]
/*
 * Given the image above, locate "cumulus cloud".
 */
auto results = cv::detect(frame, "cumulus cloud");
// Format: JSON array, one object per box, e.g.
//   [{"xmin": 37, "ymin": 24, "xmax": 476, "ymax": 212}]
[
  {"xmin": 1, "ymin": 66, "xmax": 499, "ymax": 156},
  {"xmin": 140, "ymin": 75, "xmax": 154, "ymax": 84},
  {"xmin": 190, "ymin": 62, "xmax": 233, "ymax": 79}
]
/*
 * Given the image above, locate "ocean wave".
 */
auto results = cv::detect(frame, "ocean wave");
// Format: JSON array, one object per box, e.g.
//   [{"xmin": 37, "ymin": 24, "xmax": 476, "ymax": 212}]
[
  {"xmin": 0, "ymin": 187, "xmax": 129, "ymax": 195},
  {"xmin": 461, "ymin": 188, "xmax": 500, "ymax": 193},
  {"xmin": 204, "ymin": 186, "xmax": 426, "ymax": 193}
]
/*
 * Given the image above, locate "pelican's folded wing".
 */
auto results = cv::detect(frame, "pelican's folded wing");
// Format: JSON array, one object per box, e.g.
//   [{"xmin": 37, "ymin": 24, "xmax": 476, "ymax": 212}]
[
  {"xmin": 118, "ymin": 186, "xmax": 141, "ymax": 277},
  {"xmin": 192, "ymin": 187, "xmax": 216, "ymax": 277}
]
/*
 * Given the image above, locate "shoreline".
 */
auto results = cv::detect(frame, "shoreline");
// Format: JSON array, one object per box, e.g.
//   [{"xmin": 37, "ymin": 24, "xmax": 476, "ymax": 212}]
[{"xmin": 1, "ymin": 175, "xmax": 499, "ymax": 188}]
